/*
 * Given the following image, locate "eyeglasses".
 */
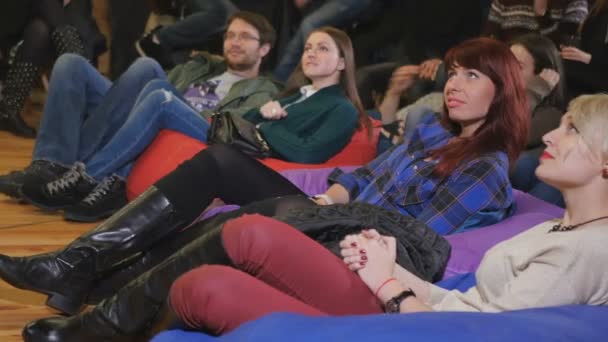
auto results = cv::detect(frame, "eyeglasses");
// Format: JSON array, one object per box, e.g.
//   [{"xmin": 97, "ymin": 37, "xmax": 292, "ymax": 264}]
[{"xmin": 223, "ymin": 32, "xmax": 261, "ymax": 42}]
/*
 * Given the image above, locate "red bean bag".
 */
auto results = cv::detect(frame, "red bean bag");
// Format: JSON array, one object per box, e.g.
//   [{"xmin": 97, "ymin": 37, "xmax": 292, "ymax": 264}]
[{"xmin": 126, "ymin": 122, "xmax": 380, "ymax": 200}]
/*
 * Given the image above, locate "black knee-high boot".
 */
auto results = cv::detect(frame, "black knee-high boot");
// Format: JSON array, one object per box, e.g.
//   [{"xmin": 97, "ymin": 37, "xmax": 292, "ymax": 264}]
[
  {"xmin": 84, "ymin": 194, "xmax": 316, "ymax": 305},
  {"xmin": 22, "ymin": 223, "xmax": 232, "ymax": 342},
  {"xmin": 0, "ymin": 186, "xmax": 188, "ymax": 315},
  {"xmin": 0, "ymin": 57, "xmax": 40, "ymax": 137}
]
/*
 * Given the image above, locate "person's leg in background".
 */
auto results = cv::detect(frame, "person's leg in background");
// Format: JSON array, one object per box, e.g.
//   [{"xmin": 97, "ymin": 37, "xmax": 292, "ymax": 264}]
[
  {"xmin": 273, "ymin": 0, "xmax": 374, "ymax": 81},
  {"xmin": 0, "ymin": 19, "xmax": 53, "ymax": 138},
  {"xmin": 137, "ymin": 0, "xmax": 237, "ymax": 68},
  {"xmin": 169, "ymin": 214, "xmax": 383, "ymax": 334},
  {"xmin": 109, "ymin": 0, "xmax": 150, "ymax": 79}
]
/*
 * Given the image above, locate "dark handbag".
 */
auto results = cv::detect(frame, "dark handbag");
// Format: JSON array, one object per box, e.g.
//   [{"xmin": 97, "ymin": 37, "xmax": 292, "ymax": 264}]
[
  {"xmin": 276, "ymin": 202, "xmax": 452, "ymax": 283},
  {"xmin": 207, "ymin": 111, "xmax": 272, "ymax": 158}
]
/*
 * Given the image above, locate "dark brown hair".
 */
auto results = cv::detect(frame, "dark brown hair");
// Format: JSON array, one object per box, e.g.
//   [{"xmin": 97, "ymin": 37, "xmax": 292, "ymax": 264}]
[
  {"xmin": 509, "ymin": 34, "xmax": 567, "ymax": 109},
  {"xmin": 227, "ymin": 11, "xmax": 276, "ymax": 48},
  {"xmin": 282, "ymin": 27, "xmax": 371, "ymax": 136}
]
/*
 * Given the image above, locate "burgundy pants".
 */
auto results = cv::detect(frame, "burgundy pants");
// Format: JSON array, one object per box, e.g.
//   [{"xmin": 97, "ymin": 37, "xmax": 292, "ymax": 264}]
[{"xmin": 169, "ymin": 214, "xmax": 384, "ymax": 334}]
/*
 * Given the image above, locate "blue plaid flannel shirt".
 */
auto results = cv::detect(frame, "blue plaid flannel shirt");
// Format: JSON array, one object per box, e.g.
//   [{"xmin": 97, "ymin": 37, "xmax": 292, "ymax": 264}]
[{"xmin": 328, "ymin": 114, "xmax": 515, "ymax": 235}]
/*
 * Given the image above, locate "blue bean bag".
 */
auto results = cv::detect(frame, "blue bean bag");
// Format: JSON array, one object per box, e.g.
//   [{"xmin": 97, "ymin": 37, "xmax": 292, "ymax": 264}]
[{"xmin": 152, "ymin": 273, "xmax": 608, "ymax": 341}]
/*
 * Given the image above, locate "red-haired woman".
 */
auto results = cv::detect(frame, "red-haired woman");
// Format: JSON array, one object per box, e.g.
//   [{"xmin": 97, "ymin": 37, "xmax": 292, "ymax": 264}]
[{"xmin": 11, "ymin": 37, "xmax": 529, "ymax": 341}]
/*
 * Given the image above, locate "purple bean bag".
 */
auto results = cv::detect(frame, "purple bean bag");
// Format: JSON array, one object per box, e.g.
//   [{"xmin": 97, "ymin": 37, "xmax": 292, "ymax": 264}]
[{"xmin": 201, "ymin": 167, "xmax": 564, "ymax": 279}]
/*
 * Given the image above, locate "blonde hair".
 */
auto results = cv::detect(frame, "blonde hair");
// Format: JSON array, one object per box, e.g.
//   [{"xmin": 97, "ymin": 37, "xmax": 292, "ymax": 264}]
[{"xmin": 568, "ymin": 94, "xmax": 608, "ymax": 157}]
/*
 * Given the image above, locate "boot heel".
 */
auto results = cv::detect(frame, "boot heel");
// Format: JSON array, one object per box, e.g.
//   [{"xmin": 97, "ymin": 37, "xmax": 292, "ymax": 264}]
[{"xmin": 46, "ymin": 293, "xmax": 84, "ymax": 315}]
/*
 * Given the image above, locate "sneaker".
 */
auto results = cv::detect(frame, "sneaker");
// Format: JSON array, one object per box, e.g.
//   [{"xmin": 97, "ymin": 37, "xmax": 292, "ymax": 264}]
[
  {"xmin": 0, "ymin": 160, "xmax": 69, "ymax": 199},
  {"xmin": 63, "ymin": 176, "xmax": 128, "ymax": 222},
  {"xmin": 20, "ymin": 162, "xmax": 97, "ymax": 210},
  {"xmin": 135, "ymin": 26, "xmax": 174, "ymax": 69}
]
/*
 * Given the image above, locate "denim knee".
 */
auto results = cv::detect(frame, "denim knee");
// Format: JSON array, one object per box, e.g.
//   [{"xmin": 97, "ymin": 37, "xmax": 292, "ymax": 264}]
[
  {"xmin": 52, "ymin": 53, "xmax": 88, "ymax": 76},
  {"xmin": 129, "ymin": 57, "xmax": 165, "ymax": 78},
  {"xmin": 140, "ymin": 79, "xmax": 173, "ymax": 95}
]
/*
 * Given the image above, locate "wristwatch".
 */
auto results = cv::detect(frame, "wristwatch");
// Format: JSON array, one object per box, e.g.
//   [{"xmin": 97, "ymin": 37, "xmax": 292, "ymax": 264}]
[{"xmin": 384, "ymin": 288, "xmax": 416, "ymax": 314}]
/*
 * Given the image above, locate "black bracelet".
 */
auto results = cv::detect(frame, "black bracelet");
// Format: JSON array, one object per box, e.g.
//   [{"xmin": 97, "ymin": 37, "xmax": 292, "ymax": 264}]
[{"xmin": 384, "ymin": 288, "xmax": 416, "ymax": 314}]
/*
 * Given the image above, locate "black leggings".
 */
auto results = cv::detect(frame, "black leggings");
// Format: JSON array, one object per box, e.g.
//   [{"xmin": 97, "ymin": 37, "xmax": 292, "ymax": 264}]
[
  {"xmin": 155, "ymin": 143, "xmax": 306, "ymax": 223},
  {"xmin": 19, "ymin": 0, "xmax": 67, "ymax": 65}
]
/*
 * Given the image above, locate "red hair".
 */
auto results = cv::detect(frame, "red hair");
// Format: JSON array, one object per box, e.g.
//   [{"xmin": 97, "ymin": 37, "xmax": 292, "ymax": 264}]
[{"xmin": 431, "ymin": 37, "xmax": 529, "ymax": 178}]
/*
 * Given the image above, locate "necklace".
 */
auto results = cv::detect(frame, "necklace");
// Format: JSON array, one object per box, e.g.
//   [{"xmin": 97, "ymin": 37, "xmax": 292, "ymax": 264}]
[{"xmin": 548, "ymin": 215, "xmax": 608, "ymax": 233}]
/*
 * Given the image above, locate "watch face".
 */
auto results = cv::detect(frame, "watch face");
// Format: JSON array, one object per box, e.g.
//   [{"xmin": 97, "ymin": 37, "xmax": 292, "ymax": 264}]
[
  {"xmin": 385, "ymin": 290, "xmax": 416, "ymax": 314},
  {"xmin": 386, "ymin": 300, "xmax": 400, "ymax": 313}
]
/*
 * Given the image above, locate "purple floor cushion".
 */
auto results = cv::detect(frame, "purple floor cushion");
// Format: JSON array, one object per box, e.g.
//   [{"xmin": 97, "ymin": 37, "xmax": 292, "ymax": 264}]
[{"xmin": 443, "ymin": 191, "xmax": 563, "ymax": 279}]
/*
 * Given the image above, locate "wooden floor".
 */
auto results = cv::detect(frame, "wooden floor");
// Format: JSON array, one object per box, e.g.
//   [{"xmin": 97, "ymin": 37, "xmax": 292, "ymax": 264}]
[{"xmin": 0, "ymin": 103, "xmax": 96, "ymax": 341}]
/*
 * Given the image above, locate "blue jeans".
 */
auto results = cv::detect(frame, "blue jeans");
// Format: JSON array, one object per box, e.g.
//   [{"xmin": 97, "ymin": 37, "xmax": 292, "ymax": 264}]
[
  {"xmin": 33, "ymin": 54, "xmax": 166, "ymax": 167},
  {"xmin": 273, "ymin": 0, "xmax": 373, "ymax": 81},
  {"xmin": 510, "ymin": 148, "xmax": 565, "ymax": 208},
  {"xmin": 84, "ymin": 79, "xmax": 210, "ymax": 180}
]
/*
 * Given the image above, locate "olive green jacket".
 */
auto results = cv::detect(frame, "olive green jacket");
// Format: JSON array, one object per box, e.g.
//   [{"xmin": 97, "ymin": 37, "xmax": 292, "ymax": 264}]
[{"xmin": 167, "ymin": 52, "xmax": 283, "ymax": 119}]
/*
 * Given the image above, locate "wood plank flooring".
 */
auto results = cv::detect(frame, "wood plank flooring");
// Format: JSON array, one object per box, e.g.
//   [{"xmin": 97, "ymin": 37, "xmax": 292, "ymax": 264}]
[{"xmin": 0, "ymin": 104, "xmax": 96, "ymax": 342}]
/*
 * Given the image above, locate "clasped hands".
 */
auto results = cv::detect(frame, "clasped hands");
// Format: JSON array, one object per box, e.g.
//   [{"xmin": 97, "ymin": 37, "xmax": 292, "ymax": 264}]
[{"xmin": 339, "ymin": 229, "xmax": 397, "ymax": 292}]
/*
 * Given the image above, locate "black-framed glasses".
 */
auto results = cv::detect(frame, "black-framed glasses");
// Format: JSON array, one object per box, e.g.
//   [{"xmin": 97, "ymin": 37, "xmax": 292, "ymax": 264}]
[{"xmin": 223, "ymin": 32, "xmax": 261, "ymax": 42}]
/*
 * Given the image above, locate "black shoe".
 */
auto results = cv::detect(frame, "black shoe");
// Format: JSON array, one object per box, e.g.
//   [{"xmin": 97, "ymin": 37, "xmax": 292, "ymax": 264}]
[
  {"xmin": 64, "ymin": 176, "xmax": 128, "ymax": 222},
  {"xmin": 0, "ymin": 187, "xmax": 188, "ymax": 315},
  {"xmin": 23, "ymin": 313, "xmax": 122, "ymax": 342},
  {"xmin": 0, "ymin": 59, "xmax": 40, "ymax": 138},
  {"xmin": 0, "ymin": 251, "xmax": 92, "ymax": 315},
  {"xmin": 135, "ymin": 27, "xmax": 174, "ymax": 69},
  {"xmin": 0, "ymin": 107, "xmax": 37, "ymax": 138},
  {"xmin": 20, "ymin": 162, "xmax": 97, "ymax": 211},
  {"xmin": 0, "ymin": 160, "xmax": 69, "ymax": 199}
]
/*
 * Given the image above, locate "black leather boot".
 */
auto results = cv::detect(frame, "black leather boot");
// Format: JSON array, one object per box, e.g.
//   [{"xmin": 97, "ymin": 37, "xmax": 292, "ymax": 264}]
[
  {"xmin": 0, "ymin": 186, "xmax": 188, "ymax": 315},
  {"xmin": 51, "ymin": 25, "xmax": 86, "ymax": 57},
  {"xmin": 85, "ymin": 194, "xmax": 316, "ymax": 304},
  {"xmin": 23, "ymin": 224, "xmax": 232, "ymax": 342},
  {"xmin": 0, "ymin": 59, "xmax": 39, "ymax": 138}
]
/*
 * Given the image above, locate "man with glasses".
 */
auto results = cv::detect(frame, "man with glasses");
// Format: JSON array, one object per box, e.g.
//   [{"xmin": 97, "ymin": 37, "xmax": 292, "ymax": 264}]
[{"xmin": 0, "ymin": 11, "xmax": 281, "ymax": 217}]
